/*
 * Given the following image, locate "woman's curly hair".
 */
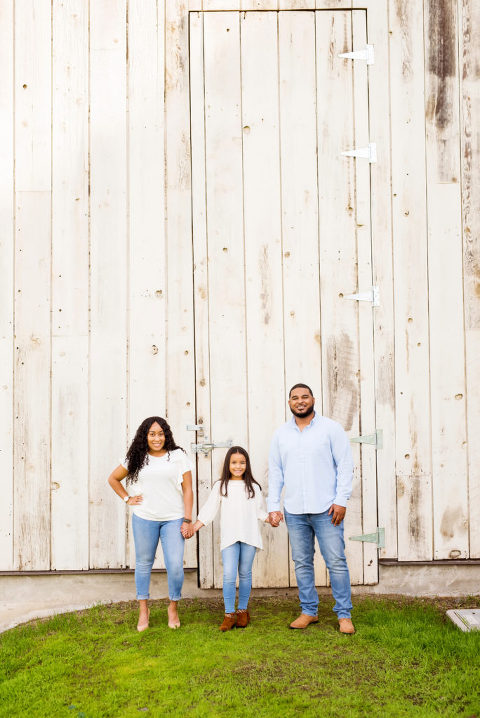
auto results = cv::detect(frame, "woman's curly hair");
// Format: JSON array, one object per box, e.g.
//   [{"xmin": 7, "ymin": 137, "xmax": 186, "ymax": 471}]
[{"xmin": 125, "ymin": 416, "xmax": 185, "ymax": 484}]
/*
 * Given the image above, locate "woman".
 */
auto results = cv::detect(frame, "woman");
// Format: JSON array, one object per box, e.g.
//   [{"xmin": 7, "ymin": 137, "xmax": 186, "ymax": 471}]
[{"xmin": 107, "ymin": 416, "xmax": 194, "ymax": 631}]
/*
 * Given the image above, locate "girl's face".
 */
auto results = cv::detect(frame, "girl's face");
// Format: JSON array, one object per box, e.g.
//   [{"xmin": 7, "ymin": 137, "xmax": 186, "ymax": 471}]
[
  {"xmin": 229, "ymin": 452, "xmax": 247, "ymax": 479},
  {"xmin": 147, "ymin": 422, "xmax": 166, "ymax": 453}
]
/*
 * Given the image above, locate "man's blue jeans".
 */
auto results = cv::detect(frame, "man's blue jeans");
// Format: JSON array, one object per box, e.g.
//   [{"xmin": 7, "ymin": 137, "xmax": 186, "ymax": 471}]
[
  {"xmin": 285, "ymin": 509, "xmax": 352, "ymax": 619},
  {"xmin": 221, "ymin": 542, "xmax": 257, "ymax": 614},
  {"xmin": 132, "ymin": 513, "xmax": 184, "ymax": 600}
]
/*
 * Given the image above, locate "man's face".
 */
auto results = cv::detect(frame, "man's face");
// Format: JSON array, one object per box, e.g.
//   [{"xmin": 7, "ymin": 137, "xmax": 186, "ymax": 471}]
[{"xmin": 288, "ymin": 388, "xmax": 315, "ymax": 418}]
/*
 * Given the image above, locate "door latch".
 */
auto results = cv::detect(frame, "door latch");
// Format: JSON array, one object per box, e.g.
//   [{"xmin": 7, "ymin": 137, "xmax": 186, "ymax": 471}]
[{"xmin": 191, "ymin": 440, "xmax": 233, "ymax": 455}]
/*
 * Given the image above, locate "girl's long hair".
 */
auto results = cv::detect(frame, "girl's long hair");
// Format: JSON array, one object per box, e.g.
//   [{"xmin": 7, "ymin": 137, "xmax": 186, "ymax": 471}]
[
  {"xmin": 218, "ymin": 446, "xmax": 261, "ymax": 498},
  {"xmin": 125, "ymin": 416, "xmax": 184, "ymax": 484}
]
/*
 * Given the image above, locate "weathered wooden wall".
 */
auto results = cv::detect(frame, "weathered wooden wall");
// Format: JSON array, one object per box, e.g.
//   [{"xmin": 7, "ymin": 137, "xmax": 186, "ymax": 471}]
[{"xmin": 0, "ymin": 0, "xmax": 478, "ymax": 579}]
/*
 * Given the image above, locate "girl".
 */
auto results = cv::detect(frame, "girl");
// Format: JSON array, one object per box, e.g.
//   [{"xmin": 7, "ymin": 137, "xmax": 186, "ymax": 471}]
[
  {"xmin": 191, "ymin": 446, "xmax": 272, "ymax": 631},
  {"xmin": 107, "ymin": 416, "xmax": 194, "ymax": 631}
]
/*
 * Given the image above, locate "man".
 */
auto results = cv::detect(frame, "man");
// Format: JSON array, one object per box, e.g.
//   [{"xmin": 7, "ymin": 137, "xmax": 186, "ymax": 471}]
[{"xmin": 267, "ymin": 383, "xmax": 355, "ymax": 634}]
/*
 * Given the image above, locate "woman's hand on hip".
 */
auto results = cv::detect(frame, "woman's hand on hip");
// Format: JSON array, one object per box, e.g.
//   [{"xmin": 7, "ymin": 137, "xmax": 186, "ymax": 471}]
[{"xmin": 127, "ymin": 495, "xmax": 143, "ymax": 505}]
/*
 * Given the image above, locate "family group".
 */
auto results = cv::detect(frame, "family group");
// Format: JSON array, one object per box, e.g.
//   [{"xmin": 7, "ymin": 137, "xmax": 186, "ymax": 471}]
[{"xmin": 108, "ymin": 384, "xmax": 356, "ymax": 635}]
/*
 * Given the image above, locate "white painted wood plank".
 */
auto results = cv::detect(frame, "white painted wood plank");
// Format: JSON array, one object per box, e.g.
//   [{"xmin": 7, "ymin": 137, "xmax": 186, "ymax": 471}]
[
  {"xmin": 203, "ymin": 0, "xmax": 238, "ymax": 8},
  {"xmin": 460, "ymin": 0, "xmax": 480, "ymax": 558},
  {"xmin": 127, "ymin": 0, "xmax": 166, "ymax": 455},
  {"xmin": 127, "ymin": 0, "xmax": 176, "ymax": 570},
  {"xmin": 243, "ymin": 0, "xmax": 278, "ymax": 9},
  {"xmin": 278, "ymin": 11, "xmax": 326, "ymax": 588},
  {"xmin": 13, "ymin": 1, "xmax": 52, "ymax": 571},
  {"xmin": 280, "ymin": 0, "xmax": 314, "ymax": 9},
  {"xmin": 389, "ymin": 0, "xmax": 433, "ymax": 561},
  {"xmin": 14, "ymin": 193, "xmax": 51, "ymax": 570},
  {"xmin": 315, "ymin": 0, "xmax": 351, "ymax": 7},
  {"xmin": 89, "ymin": 0, "xmax": 128, "ymax": 568},
  {"xmin": 424, "ymin": 1, "xmax": 468, "ymax": 560},
  {"xmin": 14, "ymin": 0, "xmax": 51, "ymax": 191},
  {"xmin": 357, "ymin": 0, "xmax": 397, "ymax": 560},
  {"xmin": 0, "ymin": 0, "xmax": 14, "ymax": 570},
  {"xmin": 203, "ymin": 11, "xmax": 249, "ymax": 588},
  {"xmin": 316, "ymin": 10, "xmax": 363, "ymax": 584},
  {"xmin": 165, "ymin": 0, "xmax": 197, "ymax": 571},
  {"xmin": 51, "ymin": 0, "xmax": 89, "ymax": 569},
  {"xmin": 351, "ymin": 9, "xmax": 377, "ymax": 584},
  {"xmin": 240, "ymin": 11, "xmax": 289, "ymax": 588},
  {"xmin": 190, "ymin": 11, "xmax": 215, "ymax": 587}
]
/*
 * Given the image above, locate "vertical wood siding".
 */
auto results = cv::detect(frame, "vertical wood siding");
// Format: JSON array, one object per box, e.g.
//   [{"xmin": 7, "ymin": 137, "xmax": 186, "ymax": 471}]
[
  {"xmin": 279, "ymin": 10, "xmax": 324, "ymax": 587},
  {"xmin": 51, "ymin": 0, "xmax": 89, "ymax": 570},
  {"xmin": 424, "ymin": 0, "xmax": 468, "ymax": 560},
  {"xmin": 460, "ymin": 0, "xmax": 480, "ymax": 558},
  {"xmin": 1, "ymin": 0, "xmax": 478, "ymax": 577},
  {"xmin": 0, "ymin": 0, "xmax": 14, "ymax": 570},
  {"xmin": 389, "ymin": 0, "xmax": 434, "ymax": 561},
  {"xmin": 14, "ymin": 1, "xmax": 52, "ymax": 570}
]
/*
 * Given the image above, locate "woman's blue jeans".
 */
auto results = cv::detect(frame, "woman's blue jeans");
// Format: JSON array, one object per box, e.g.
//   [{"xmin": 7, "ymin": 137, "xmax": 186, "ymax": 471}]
[
  {"xmin": 221, "ymin": 542, "xmax": 257, "ymax": 614},
  {"xmin": 285, "ymin": 509, "xmax": 352, "ymax": 619},
  {"xmin": 132, "ymin": 513, "xmax": 184, "ymax": 601}
]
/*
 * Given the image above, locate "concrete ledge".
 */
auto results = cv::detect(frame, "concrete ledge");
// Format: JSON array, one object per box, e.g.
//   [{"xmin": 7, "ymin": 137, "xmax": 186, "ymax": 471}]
[{"xmin": 2, "ymin": 562, "xmax": 479, "ymax": 633}]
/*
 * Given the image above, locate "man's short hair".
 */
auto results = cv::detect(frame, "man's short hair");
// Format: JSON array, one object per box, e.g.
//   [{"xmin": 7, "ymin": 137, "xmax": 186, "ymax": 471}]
[{"xmin": 289, "ymin": 383, "xmax": 314, "ymax": 398}]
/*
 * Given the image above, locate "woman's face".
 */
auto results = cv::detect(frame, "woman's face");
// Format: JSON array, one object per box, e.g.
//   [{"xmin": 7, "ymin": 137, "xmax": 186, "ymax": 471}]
[
  {"xmin": 147, "ymin": 422, "xmax": 166, "ymax": 453},
  {"xmin": 229, "ymin": 452, "xmax": 247, "ymax": 478}
]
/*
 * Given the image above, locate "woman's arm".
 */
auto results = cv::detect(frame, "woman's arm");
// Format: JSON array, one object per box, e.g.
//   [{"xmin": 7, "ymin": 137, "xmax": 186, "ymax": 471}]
[
  {"xmin": 191, "ymin": 519, "xmax": 204, "ymax": 534},
  {"xmin": 181, "ymin": 471, "xmax": 194, "ymax": 537},
  {"xmin": 107, "ymin": 465, "xmax": 143, "ymax": 506}
]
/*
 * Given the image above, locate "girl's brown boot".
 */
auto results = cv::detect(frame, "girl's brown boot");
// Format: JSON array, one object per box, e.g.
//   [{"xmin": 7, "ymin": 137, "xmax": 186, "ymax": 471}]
[
  {"xmin": 219, "ymin": 613, "xmax": 237, "ymax": 631},
  {"xmin": 236, "ymin": 610, "xmax": 250, "ymax": 628}
]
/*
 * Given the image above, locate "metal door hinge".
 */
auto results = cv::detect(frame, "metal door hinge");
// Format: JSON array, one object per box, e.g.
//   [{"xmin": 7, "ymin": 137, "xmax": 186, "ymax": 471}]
[
  {"xmin": 344, "ymin": 286, "xmax": 380, "ymax": 307},
  {"xmin": 339, "ymin": 44, "xmax": 375, "ymax": 65},
  {"xmin": 351, "ymin": 429, "xmax": 383, "ymax": 449},
  {"xmin": 341, "ymin": 142, "xmax": 377, "ymax": 163},
  {"xmin": 191, "ymin": 440, "xmax": 233, "ymax": 455},
  {"xmin": 349, "ymin": 527, "xmax": 385, "ymax": 548}
]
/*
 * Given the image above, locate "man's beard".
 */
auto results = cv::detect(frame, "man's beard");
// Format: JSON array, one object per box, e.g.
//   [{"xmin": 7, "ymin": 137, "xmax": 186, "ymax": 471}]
[{"xmin": 290, "ymin": 406, "xmax": 314, "ymax": 419}]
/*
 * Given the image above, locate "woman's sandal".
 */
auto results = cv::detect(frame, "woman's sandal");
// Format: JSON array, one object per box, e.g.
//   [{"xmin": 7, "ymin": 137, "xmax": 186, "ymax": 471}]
[{"xmin": 137, "ymin": 608, "xmax": 150, "ymax": 632}]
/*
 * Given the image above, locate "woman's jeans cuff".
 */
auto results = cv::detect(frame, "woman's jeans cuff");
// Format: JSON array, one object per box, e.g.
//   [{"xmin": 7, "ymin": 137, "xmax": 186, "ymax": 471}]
[{"xmin": 136, "ymin": 594, "xmax": 149, "ymax": 600}]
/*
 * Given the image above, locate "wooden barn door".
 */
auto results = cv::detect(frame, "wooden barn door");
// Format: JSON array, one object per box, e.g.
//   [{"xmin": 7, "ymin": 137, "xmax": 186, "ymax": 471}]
[{"xmin": 190, "ymin": 10, "xmax": 379, "ymax": 588}]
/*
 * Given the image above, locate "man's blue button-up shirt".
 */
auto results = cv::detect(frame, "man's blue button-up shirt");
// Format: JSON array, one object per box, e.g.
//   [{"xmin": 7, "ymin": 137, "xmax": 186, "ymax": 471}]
[{"xmin": 267, "ymin": 412, "xmax": 354, "ymax": 514}]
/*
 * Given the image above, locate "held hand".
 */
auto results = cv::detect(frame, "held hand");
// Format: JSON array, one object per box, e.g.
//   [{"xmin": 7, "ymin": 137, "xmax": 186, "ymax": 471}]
[
  {"xmin": 268, "ymin": 511, "xmax": 284, "ymax": 528},
  {"xmin": 328, "ymin": 504, "xmax": 346, "ymax": 526},
  {"xmin": 181, "ymin": 522, "xmax": 195, "ymax": 539},
  {"xmin": 127, "ymin": 495, "xmax": 143, "ymax": 505}
]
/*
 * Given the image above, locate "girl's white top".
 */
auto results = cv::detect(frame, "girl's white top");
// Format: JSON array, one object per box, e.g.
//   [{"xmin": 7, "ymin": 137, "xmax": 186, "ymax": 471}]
[
  {"xmin": 197, "ymin": 480, "xmax": 268, "ymax": 551},
  {"xmin": 121, "ymin": 449, "xmax": 192, "ymax": 522}
]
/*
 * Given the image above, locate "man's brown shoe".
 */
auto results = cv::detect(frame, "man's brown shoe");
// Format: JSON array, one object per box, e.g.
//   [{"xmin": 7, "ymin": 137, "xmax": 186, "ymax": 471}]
[
  {"xmin": 219, "ymin": 613, "xmax": 237, "ymax": 631},
  {"xmin": 289, "ymin": 613, "xmax": 319, "ymax": 629},
  {"xmin": 339, "ymin": 618, "xmax": 355, "ymax": 634},
  {"xmin": 236, "ymin": 610, "xmax": 250, "ymax": 628}
]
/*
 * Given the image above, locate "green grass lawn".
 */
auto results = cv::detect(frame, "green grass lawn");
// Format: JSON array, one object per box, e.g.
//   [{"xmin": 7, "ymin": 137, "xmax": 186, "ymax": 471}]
[{"xmin": 1, "ymin": 596, "xmax": 479, "ymax": 718}]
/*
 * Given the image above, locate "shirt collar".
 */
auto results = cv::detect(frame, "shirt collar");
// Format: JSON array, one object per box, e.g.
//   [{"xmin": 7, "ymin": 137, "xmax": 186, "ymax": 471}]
[{"xmin": 290, "ymin": 410, "xmax": 317, "ymax": 431}]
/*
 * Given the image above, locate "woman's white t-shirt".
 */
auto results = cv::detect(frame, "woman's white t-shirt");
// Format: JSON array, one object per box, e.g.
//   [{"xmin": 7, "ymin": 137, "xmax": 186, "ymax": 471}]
[
  {"xmin": 197, "ymin": 480, "xmax": 268, "ymax": 551},
  {"xmin": 121, "ymin": 449, "xmax": 192, "ymax": 522}
]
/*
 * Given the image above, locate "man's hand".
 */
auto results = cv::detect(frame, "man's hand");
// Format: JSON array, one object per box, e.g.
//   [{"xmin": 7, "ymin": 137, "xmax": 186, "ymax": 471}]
[
  {"xmin": 268, "ymin": 511, "xmax": 284, "ymax": 527},
  {"xmin": 328, "ymin": 504, "xmax": 346, "ymax": 526},
  {"xmin": 181, "ymin": 522, "xmax": 195, "ymax": 538}
]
